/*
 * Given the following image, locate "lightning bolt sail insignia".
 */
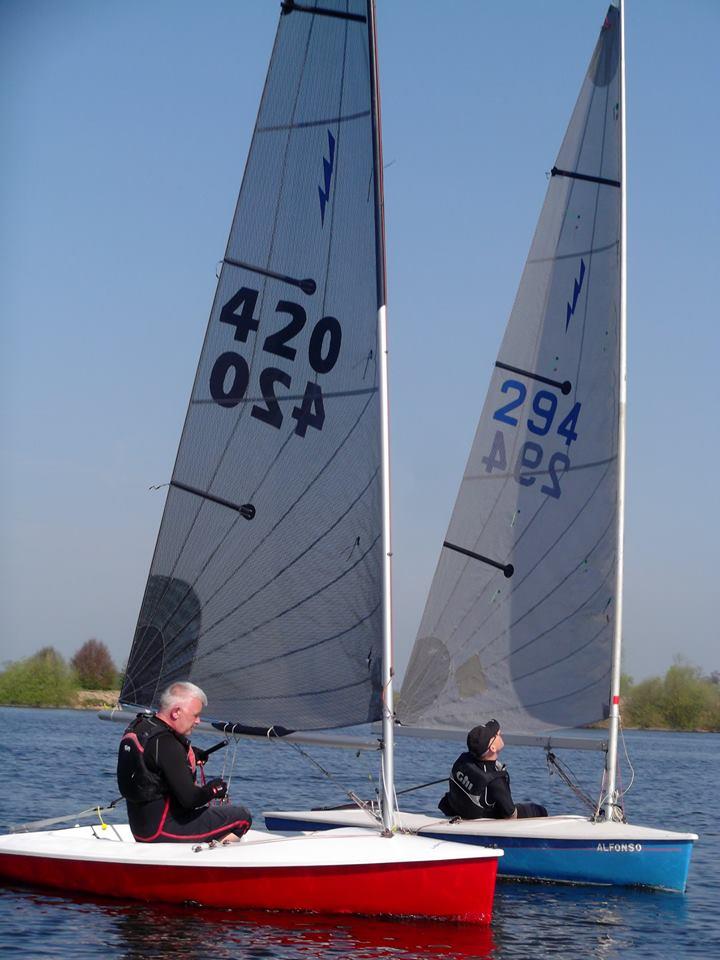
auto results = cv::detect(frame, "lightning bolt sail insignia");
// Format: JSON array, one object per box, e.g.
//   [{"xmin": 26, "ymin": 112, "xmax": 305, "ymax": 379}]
[
  {"xmin": 318, "ymin": 130, "xmax": 336, "ymax": 227},
  {"xmin": 566, "ymin": 258, "xmax": 586, "ymax": 332}
]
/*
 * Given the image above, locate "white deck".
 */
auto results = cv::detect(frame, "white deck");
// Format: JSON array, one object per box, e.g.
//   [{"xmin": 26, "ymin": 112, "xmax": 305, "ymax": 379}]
[
  {"xmin": 264, "ymin": 808, "xmax": 698, "ymax": 843},
  {"xmin": 0, "ymin": 823, "xmax": 501, "ymax": 869}
]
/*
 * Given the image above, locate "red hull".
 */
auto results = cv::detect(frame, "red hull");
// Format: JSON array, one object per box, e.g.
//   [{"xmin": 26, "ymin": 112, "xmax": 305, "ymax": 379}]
[{"xmin": 0, "ymin": 852, "xmax": 497, "ymax": 923}]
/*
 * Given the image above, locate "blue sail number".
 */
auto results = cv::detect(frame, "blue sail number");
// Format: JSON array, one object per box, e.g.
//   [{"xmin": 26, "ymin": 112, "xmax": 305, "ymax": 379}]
[
  {"xmin": 482, "ymin": 431, "xmax": 569, "ymax": 500},
  {"xmin": 485, "ymin": 376, "xmax": 582, "ymax": 499},
  {"xmin": 493, "ymin": 378, "xmax": 582, "ymax": 447},
  {"xmin": 493, "ymin": 380, "xmax": 526, "ymax": 425}
]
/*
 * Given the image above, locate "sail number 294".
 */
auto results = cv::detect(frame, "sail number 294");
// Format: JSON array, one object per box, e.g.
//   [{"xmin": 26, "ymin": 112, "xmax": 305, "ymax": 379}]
[
  {"xmin": 483, "ymin": 379, "xmax": 582, "ymax": 499},
  {"xmin": 208, "ymin": 286, "xmax": 341, "ymax": 437}
]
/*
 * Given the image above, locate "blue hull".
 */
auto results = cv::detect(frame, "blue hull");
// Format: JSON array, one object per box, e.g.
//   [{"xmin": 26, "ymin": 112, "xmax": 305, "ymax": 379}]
[{"xmin": 263, "ymin": 814, "xmax": 694, "ymax": 893}]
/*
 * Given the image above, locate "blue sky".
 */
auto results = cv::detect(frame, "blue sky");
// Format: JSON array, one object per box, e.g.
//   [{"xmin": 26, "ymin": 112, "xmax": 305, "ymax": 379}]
[{"xmin": 1, "ymin": 0, "xmax": 718, "ymax": 684}]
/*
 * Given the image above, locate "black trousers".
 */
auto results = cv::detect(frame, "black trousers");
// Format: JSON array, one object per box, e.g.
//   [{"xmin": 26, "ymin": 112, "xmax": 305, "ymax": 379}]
[
  {"xmin": 515, "ymin": 802, "xmax": 548, "ymax": 818},
  {"xmin": 129, "ymin": 798, "xmax": 252, "ymax": 843},
  {"xmin": 438, "ymin": 793, "xmax": 548, "ymax": 820}
]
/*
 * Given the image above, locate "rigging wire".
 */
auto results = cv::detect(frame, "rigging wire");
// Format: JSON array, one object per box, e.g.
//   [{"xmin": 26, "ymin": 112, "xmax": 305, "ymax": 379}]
[
  {"xmin": 616, "ymin": 717, "xmax": 636, "ymax": 799},
  {"xmin": 220, "ymin": 737, "xmax": 241, "ymax": 798},
  {"xmin": 545, "ymin": 750, "xmax": 597, "ymax": 814},
  {"xmin": 593, "ymin": 726, "xmax": 627, "ymax": 823},
  {"xmin": 206, "ymin": 726, "xmax": 382, "ymax": 826},
  {"xmin": 10, "ymin": 797, "xmax": 124, "ymax": 834},
  {"xmin": 395, "ymin": 777, "xmax": 447, "ymax": 796},
  {"xmin": 261, "ymin": 730, "xmax": 383, "ymax": 827}
]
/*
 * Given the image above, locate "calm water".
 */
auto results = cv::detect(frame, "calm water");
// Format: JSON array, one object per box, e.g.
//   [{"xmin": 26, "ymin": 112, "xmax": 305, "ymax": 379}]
[{"xmin": 0, "ymin": 708, "xmax": 717, "ymax": 959}]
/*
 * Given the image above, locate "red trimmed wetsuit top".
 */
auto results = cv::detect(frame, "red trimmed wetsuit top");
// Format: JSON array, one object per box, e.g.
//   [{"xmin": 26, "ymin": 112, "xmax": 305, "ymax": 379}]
[{"xmin": 117, "ymin": 714, "xmax": 252, "ymax": 843}]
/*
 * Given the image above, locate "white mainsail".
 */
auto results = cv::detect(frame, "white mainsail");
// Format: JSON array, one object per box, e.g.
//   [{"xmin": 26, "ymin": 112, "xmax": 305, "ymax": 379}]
[
  {"xmin": 122, "ymin": 0, "xmax": 389, "ymax": 735},
  {"xmin": 400, "ymin": 5, "xmax": 622, "ymax": 737}
]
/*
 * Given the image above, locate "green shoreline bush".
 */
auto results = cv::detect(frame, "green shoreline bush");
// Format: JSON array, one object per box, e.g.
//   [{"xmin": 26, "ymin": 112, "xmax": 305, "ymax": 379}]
[
  {"xmin": 0, "ymin": 640, "xmax": 119, "ymax": 708},
  {"xmin": 0, "ymin": 647, "xmax": 717, "ymax": 729},
  {"xmin": 622, "ymin": 661, "xmax": 720, "ymax": 731},
  {"xmin": 0, "ymin": 647, "xmax": 78, "ymax": 707}
]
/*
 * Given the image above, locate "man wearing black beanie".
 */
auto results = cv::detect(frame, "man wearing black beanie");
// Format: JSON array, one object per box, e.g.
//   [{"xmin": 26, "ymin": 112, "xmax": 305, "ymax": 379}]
[{"xmin": 438, "ymin": 719, "xmax": 548, "ymax": 820}]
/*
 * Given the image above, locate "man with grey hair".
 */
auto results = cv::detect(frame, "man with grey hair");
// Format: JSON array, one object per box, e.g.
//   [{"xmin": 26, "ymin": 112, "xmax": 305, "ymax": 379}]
[
  {"xmin": 158, "ymin": 680, "xmax": 207, "ymax": 713},
  {"xmin": 117, "ymin": 680, "xmax": 252, "ymax": 843}
]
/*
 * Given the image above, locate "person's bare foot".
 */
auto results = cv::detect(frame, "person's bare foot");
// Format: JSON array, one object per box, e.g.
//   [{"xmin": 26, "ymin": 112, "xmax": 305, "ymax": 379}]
[{"xmin": 220, "ymin": 832, "xmax": 242, "ymax": 844}]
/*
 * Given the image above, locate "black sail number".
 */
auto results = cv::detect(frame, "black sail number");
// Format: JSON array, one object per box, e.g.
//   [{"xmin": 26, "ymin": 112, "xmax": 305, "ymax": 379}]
[
  {"xmin": 263, "ymin": 301, "xmax": 306, "ymax": 360},
  {"xmin": 251, "ymin": 368, "xmax": 291, "ymax": 429},
  {"xmin": 219, "ymin": 287, "xmax": 260, "ymax": 342},
  {"xmin": 309, "ymin": 316, "xmax": 341, "ymax": 374},
  {"xmin": 292, "ymin": 382, "xmax": 326, "ymax": 436},
  {"xmin": 209, "ymin": 352, "xmax": 250, "ymax": 408},
  {"xmin": 210, "ymin": 286, "xmax": 343, "ymax": 437}
]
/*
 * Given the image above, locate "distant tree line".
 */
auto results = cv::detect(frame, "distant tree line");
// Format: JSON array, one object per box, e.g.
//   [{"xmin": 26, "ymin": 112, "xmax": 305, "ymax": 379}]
[
  {"xmin": 621, "ymin": 660, "xmax": 719, "ymax": 731},
  {"xmin": 0, "ymin": 644, "xmax": 717, "ymax": 728},
  {"xmin": 0, "ymin": 640, "xmax": 120, "ymax": 708}
]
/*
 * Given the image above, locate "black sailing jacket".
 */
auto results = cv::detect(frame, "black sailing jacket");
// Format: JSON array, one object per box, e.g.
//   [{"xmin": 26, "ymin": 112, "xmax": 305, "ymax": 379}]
[{"xmin": 439, "ymin": 750, "xmax": 516, "ymax": 819}]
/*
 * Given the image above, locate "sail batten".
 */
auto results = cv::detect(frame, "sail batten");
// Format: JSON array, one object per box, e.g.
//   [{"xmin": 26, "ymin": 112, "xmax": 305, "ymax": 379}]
[
  {"xmin": 257, "ymin": 108, "xmax": 371, "ymax": 133},
  {"xmin": 551, "ymin": 166, "xmax": 621, "ymax": 189}
]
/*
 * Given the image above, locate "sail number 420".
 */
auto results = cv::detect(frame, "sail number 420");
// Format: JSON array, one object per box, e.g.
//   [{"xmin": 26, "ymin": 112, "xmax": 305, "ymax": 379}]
[
  {"xmin": 483, "ymin": 379, "xmax": 582, "ymax": 499},
  {"xmin": 209, "ymin": 286, "xmax": 341, "ymax": 437}
]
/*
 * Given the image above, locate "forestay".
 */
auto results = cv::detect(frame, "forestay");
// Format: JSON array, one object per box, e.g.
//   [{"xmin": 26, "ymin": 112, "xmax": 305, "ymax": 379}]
[
  {"xmin": 400, "ymin": 6, "xmax": 622, "ymax": 735},
  {"xmin": 122, "ymin": 0, "xmax": 386, "ymax": 730}
]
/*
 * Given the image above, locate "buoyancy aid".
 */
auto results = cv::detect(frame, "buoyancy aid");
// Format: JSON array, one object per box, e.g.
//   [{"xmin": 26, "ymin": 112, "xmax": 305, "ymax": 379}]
[
  {"xmin": 441, "ymin": 751, "xmax": 511, "ymax": 819},
  {"xmin": 116, "ymin": 714, "xmax": 171, "ymax": 803}
]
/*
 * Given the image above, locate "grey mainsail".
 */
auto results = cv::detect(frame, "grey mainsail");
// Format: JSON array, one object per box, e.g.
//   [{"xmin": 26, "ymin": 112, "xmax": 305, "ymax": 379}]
[
  {"xmin": 122, "ymin": 0, "xmax": 387, "ymax": 730},
  {"xmin": 400, "ymin": 6, "xmax": 622, "ymax": 735}
]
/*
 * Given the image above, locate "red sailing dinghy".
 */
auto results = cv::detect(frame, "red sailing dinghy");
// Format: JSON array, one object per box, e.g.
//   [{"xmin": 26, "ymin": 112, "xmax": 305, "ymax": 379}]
[
  {"xmin": 0, "ymin": 0, "xmax": 500, "ymax": 923},
  {"xmin": 0, "ymin": 826, "xmax": 498, "ymax": 922}
]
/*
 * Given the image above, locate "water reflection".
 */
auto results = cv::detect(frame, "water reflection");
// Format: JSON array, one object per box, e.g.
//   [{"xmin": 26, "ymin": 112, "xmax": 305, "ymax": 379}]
[
  {"xmin": 0, "ymin": 873, "xmax": 700, "ymax": 960},
  {"xmin": 1, "ymin": 714, "xmax": 714, "ymax": 960},
  {"xmin": 495, "ymin": 881, "xmax": 690, "ymax": 959},
  {"xmin": 0, "ymin": 886, "xmax": 494, "ymax": 960},
  {"xmin": 111, "ymin": 902, "xmax": 496, "ymax": 960}
]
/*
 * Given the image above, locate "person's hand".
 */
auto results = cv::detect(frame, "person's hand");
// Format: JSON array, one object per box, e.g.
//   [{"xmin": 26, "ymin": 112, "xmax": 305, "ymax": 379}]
[{"xmin": 207, "ymin": 778, "xmax": 228, "ymax": 800}]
